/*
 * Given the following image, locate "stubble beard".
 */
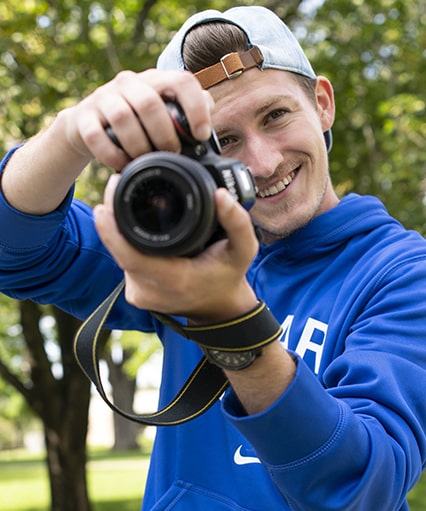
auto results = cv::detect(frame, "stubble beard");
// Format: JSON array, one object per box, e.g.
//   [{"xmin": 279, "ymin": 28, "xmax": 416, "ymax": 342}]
[{"xmin": 252, "ymin": 172, "xmax": 331, "ymax": 245}]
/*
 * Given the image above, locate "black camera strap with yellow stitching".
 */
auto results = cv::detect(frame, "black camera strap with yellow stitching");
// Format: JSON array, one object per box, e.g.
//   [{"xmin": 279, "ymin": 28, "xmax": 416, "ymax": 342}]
[{"xmin": 74, "ymin": 280, "xmax": 282, "ymax": 426}]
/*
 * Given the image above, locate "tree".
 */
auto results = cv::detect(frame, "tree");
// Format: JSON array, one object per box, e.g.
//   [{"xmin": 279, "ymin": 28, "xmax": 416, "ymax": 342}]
[
  {"xmin": 0, "ymin": 298, "xmax": 92, "ymax": 511},
  {"xmin": 105, "ymin": 346, "xmax": 140, "ymax": 451},
  {"xmin": 105, "ymin": 330, "xmax": 161, "ymax": 450},
  {"xmin": 0, "ymin": 372, "xmax": 33, "ymax": 449},
  {"xmin": 0, "ymin": 0, "xmax": 424, "ymax": 509},
  {"xmin": 0, "ymin": 1, "xmax": 165, "ymax": 508},
  {"xmin": 301, "ymin": 0, "xmax": 425, "ymax": 234},
  {"xmin": 0, "ymin": 296, "xmax": 161, "ymax": 508}
]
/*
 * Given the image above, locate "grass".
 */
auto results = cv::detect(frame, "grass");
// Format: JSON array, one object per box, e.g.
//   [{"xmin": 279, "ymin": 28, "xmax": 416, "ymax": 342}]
[
  {"xmin": 88, "ymin": 449, "xmax": 149, "ymax": 511},
  {"xmin": 0, "ymin": 449, "xmax": 425, "ymax": 510},
  {"xmin": 407, "ymin": 474, "xmax": 426, "ymax": 511},
  {"xmin": 0, "ymin": 448, "xmax": 149, "ymax": 511}
]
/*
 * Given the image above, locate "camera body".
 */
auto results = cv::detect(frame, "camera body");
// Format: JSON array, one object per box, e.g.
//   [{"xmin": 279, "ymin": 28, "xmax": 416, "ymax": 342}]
[{"xmin": 112, "ymin": 102, "xmax": 257, "ymax": 257}]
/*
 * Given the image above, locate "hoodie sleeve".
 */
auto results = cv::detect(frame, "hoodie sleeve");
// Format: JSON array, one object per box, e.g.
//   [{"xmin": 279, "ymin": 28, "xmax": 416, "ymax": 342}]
[
  {"xmin": 222, "ymin": 252, "xmax": 426, "ymax": 511},
  {"xmin": 0, "ymin": 146, "xmax": 153, "ymax": 331}
]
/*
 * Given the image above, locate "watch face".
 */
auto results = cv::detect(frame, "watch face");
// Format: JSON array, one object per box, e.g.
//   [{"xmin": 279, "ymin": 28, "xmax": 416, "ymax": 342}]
[{"xmin": 206, "ymin": 349, "xmax": 257, "ymax": 370}]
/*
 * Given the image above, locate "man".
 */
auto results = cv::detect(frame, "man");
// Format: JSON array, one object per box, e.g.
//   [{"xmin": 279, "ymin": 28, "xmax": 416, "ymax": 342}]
[{"xmin": 1, "ymin": 6, "xmax": 425, "ymax": 510}]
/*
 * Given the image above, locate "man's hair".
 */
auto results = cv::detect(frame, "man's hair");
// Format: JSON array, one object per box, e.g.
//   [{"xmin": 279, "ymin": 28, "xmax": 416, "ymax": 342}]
[{"xmin": 182, "ymin": 22, "xmax": 317, "ymax": 103}]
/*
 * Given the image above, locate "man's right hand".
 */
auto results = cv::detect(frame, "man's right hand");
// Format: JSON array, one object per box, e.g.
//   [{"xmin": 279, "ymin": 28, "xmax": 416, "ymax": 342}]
[{"xmin": 1, "ymin": 69, "xmax": 213, "ymax": 215}]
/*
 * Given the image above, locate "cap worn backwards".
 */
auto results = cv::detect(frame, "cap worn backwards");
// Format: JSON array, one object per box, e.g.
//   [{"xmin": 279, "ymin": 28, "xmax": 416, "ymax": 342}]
[
  {"xmin": 157, "ymin": 6, "xmax": 316, "ymax": 78},
  {"xmin": 157, "ymin": 5, "xmax": 332, "ymax": 151}
]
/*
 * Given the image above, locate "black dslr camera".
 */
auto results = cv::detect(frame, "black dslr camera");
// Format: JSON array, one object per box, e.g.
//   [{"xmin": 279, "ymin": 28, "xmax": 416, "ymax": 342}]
[{"xmin": 111, "ymin": 102, "xmax": 257, "ymax": 257}]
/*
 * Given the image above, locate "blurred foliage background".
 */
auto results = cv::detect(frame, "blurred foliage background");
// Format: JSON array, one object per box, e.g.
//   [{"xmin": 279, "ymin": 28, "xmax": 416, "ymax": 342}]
[
  {"xmin": 0, "ymin": 0, "xmax": 424, "ymax": 228},
  {"xmin": 0, "ymin": 0, "xmax": 425, "ymax": 508}
]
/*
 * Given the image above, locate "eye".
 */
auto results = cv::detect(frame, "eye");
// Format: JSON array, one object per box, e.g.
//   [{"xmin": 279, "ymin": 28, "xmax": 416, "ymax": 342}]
[
  {"xmin": 267, "ymin": 109, "xmax": 287, "ymax": 122},
  {"xmin": 218, "ymin": 135, "xmax": 235, "ymax": 149}
]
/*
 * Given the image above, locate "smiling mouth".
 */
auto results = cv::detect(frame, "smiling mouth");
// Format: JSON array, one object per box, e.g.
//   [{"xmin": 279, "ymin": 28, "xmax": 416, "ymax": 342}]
[{"xmin": 257, "ymin": 170, "xmax": 297, "ymax": 198}]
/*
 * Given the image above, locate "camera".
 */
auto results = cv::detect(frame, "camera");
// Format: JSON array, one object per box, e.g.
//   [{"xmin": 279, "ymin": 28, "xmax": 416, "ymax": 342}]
[{"xmin": 111, "ymin": 102, "xmax": 257, "ymax": 257}]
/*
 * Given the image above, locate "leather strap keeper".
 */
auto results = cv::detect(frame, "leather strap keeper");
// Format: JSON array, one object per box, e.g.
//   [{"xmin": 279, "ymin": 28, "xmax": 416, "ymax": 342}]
[{"xmin": 195, "ymin": 45, "xmax": 264, "ymax": 89}]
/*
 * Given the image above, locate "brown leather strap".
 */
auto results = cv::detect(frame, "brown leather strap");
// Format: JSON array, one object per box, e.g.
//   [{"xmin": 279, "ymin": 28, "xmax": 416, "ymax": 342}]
[{"xmin": 195, "ymin": 46, "xmax": 264, "ymax": 89}]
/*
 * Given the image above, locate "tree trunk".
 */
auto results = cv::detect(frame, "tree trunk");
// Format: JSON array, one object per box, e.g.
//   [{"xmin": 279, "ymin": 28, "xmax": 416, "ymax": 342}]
[
  {"xmin": 105, "ymin": 349, "xmax": 141, "ymax": 450},
  {"xmin": 44, "ymin": 425, "xmax": 91, "ymax": 511},
  {"xmin": 19, "ymin": 301, "xmax": 93, "ymax": 511},
  {"xmin": 112, "ymin": 411, "xmax": 140, "ymax": 451}
]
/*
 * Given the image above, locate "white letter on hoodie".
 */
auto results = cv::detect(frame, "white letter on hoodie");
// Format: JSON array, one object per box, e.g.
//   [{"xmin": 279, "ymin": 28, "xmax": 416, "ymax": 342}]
[{"xmin": 296, "ymin": 318, "xmax": 328, "ymax": 374}]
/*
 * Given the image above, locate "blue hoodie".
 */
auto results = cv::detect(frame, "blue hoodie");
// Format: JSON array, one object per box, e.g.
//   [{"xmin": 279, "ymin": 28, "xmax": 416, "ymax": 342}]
[{"xmin": 1, "ymin": 147, "xmax": 426, "ymax": 510}]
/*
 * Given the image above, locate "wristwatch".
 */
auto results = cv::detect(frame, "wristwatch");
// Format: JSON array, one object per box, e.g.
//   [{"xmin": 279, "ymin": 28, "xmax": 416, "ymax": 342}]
[
  {"xmin": 203, "ymin": 347, "xmax": 262, "ymax": 371},
  {"xmin": 152, "ymin": 299, "xmax": 282, "ymax": 371}
]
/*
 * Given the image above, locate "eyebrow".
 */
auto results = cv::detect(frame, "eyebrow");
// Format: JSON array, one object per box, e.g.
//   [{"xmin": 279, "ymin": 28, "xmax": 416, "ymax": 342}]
[
  {"xmin": 214, "ymin": 94, "xmax": 298, "ymax": 137},
  {"xmin": 254, "ymin": 94, "xmax": 297, "ymax": 117}
]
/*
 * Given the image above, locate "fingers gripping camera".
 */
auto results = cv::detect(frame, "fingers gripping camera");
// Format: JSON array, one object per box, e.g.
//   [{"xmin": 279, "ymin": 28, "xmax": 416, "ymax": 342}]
[{"xmin": 110, "ymin": 102, "xmax": 257, "ymax": 257}]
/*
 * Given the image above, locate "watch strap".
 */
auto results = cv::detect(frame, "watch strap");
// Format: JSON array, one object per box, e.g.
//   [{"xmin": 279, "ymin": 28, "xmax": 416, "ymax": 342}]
[{"xmin": 152, "ymin": 300, "xmax": 282, "ymax": 352}]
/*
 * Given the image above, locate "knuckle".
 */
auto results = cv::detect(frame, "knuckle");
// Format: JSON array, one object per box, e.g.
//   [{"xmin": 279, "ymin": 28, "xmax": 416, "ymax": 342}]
[
  {"xmin": 138, "ymin": 93, "xmax": 161, "ymax": 115},
  {"xmin": 78, "ymin": 119, "xmax": 101, "ymax": 146},
  {"xmin": 141, "ymin": 68, "xmax": 158, "ymax": 81},
  {"xmin": 174, "ymin": 71, "xmax": 202, "ymax": 90},
  {"xmin": 108, "ymin": 106, "xmax": 130, "ymax": 125},
  {"xmin": 82, "ymin": 128, "xmax": 99, "ymax": 147},
  {"xmin": 115, "ymin": 69, "xmax": 136, "ymax": 84},
  {"xmin": 124, "ymin": 283, "xmax": 144, "ymax": 309},
  {"xmin": 175, "ymin": 70, "xmax": 200, "ymax": 88}
]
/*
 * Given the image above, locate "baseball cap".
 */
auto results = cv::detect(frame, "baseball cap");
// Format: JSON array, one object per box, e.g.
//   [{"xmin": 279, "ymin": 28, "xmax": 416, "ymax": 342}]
[{"xmin": 157, "ymin": 5, "xmax": 332, "ymax": 151}]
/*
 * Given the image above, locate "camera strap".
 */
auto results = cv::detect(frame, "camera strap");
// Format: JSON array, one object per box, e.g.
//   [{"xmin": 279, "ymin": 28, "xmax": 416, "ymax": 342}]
[{"xmin": 74, "ymin": 279, "xmax": 282, "ymax": 426}]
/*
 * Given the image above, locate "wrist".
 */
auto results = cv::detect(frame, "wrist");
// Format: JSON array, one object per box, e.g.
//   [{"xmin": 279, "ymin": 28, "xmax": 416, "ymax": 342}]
[
  {"xmin": 187, "ymin": 285, "xmax": 258, "ymax": 325},
  {"xmin": 55, "ymin": 108, "xmax": 94, "ymax": 163},
  {"xmin": 153, "ymin": 298, "xmax": 283, "ymax": 372},
  {"xmin": 224, "ymin": 343, "xmax": 296, "ymax": 415},
  {"xmin": 188, "ymin": 296, "xmax": 258, "ymax": 325}
]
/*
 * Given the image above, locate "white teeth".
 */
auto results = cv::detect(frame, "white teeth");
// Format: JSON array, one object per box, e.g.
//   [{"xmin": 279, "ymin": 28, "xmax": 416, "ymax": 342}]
[{"xmin": 258, "ymin": 171, "xmax": 296, "ymax": 198}]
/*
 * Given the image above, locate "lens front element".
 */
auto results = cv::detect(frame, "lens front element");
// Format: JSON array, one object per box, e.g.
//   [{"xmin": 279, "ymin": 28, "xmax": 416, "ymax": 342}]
[
  {"xmin": 114, "ymin": 153, "xmax": 218, "ymax": 257},
  {"xmin": 131, "ymin": 178, "xmax": 184, "ymax": 235}
]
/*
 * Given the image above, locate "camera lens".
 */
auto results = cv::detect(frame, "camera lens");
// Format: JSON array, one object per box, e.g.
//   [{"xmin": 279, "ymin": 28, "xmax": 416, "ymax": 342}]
[
  {"xmin": 131, "ymin": 178, "xmax": 184, "ymax": 234},
  {"xmin": 114, "ymin": 153, "xmax": 218, "ymax": 256}
]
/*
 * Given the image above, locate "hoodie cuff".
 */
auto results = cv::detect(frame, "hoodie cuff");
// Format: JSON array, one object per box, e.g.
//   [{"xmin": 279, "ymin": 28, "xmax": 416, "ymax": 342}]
[{"xmin": 222, "ymin": 353, "xmax": 342, "ymax": 466}]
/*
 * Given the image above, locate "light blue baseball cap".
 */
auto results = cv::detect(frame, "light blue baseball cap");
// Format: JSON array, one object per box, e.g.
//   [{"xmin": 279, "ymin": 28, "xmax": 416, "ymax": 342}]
[{"xmin": 157, "ymin": 5, "xmax": 332, "ymax": 151}]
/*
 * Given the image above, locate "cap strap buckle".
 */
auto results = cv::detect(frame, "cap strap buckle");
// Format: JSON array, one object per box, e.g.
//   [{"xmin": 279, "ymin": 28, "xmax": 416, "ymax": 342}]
[
  {"xmin": 221, "ymin": 53, "xmax": 244, "ymax": 80},
  {"xmin": 195, "ymin": 45, "xmax": 264, "ymax": 89}
]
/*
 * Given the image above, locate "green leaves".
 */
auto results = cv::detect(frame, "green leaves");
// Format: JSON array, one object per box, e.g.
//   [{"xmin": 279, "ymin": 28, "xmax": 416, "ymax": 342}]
[
  {"xmin": 306, "ymin": 0, "xmax": 425, "ymax": 233},
  {"xmin": 1, "ymin": 0, "xmax": 424, "ymax": 233}
]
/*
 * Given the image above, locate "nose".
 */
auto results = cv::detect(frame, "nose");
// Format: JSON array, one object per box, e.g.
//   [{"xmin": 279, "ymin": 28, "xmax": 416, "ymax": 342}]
[{"xmin": 242, "ymin": 134, "xmax": 282, "ymax": 180}]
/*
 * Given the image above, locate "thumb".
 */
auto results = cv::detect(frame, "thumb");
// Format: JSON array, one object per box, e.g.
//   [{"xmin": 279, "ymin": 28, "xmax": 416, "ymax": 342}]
[{"xmin": 215, "ymin": 188, "xmax": 259, "ymax": 262}]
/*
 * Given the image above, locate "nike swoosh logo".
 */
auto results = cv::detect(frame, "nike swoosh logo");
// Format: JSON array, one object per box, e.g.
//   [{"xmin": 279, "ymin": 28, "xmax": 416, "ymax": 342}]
[{"xmin": 233, "ymin": 445, "xmax": 261, "ymax": 466}]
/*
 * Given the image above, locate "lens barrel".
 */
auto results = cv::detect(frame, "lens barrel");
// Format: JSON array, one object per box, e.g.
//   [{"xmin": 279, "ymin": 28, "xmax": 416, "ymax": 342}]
[{"xmin": 114, "ymin": 152, "xmax": 218, "ymax": 257}]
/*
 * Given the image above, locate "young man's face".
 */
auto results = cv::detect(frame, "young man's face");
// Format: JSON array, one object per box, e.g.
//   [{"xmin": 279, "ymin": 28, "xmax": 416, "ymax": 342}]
[{"xmin": 210, "ymin": 68, "xmax": 338, "ymax": 244}]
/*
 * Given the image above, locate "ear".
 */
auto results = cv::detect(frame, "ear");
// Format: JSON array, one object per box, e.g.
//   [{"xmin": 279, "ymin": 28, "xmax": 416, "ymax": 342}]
[{"xmin": 315, "ymin": 76, "xmax": 335, "ymax": 132}]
